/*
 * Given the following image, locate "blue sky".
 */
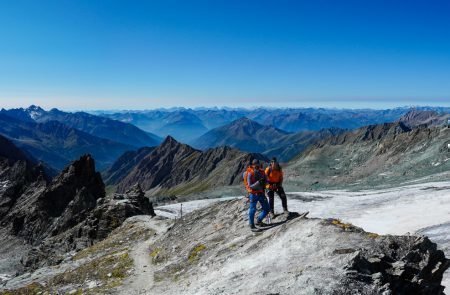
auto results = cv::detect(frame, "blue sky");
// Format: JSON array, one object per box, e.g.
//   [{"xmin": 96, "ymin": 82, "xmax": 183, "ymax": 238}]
[{"xmin": 0, "ymin": 0, "xmax": 449, "ymax": 110}]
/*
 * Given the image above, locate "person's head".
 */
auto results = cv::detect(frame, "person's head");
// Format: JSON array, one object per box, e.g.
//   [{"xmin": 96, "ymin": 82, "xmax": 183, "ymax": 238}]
[
  {"xmin": 270, "ymin": 157, "xmax": 277, "ymax": 167},
  {"xmin": 252, "ymin": 159, "xmax": 260, "ymax": 169}
]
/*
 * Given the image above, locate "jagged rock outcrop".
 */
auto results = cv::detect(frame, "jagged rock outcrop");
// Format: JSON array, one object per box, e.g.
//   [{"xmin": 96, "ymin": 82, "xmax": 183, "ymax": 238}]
[
  {"xmin": 0, "ymin": 153, "xmax": 156, "ymax": 270},
  {"xmin": 5, "ymin": 155, "xmax": 105, "ymax": 244},
  {"xmin": 109, "ymin": 136, "xmax": 268, "ymax": 195},
  {"xmin": 147, "ymin": 199, "xmax": 449, "ymax": 294},
  {"xmin": 21, "ymin": 183, "xmax": 156, "ymax": 269}
]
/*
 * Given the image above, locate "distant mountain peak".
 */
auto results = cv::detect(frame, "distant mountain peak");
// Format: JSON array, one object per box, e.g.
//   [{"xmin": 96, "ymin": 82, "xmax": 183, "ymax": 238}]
[
  {"xmin": 25, "ymin": 105, "xmax": 46, "ymax": 120},
  {"xmin": 161, "ymin": 135, "xmax": 180, "ymax": 146},
  {"xmin": 27, "ymin": 105, "xmax": 44, "ymax": 111},
  {"xmin": 233, "ymin": 117, "xmax": 257, "ymax": 124}
]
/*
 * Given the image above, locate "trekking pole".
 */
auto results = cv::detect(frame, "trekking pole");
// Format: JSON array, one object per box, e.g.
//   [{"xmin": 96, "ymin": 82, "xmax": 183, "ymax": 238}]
[{"xmin": 180, "ymin": 203, "xmax": 183, "ymax": 219}]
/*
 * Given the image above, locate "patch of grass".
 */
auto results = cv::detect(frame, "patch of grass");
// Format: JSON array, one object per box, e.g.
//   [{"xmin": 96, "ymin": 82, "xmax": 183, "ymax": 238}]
[
  {"xmin": 367, "ymin": 232, "xmax": 379, "ymax": 239},
  {"xmin": 48, "ymin": 251, "xmax": 133, "ymax": 293},
  {"xmin": 165, "ymin": 181, "xmax": 212, "ymax": 196},
  {"xmin": 150, "ymin": 247, "xmax": 166, "ymax": 264},
  {"xmin": 188, "ymin": 244, "xmax": 206, "ymax": 263},
  {"xmin": 105, "ymin": 185, "xmax": 117, "ymax": 196},
  {"xmin": 73, "ymin": 224, "xmax": 153, "ymax": 260},
  {"xmin": 0, "ymin": 282, "xmax": 44, "ymax": 295},
  {"xmin": 329, "ymin": 219, "xmax": 354, "ymax": 231}
]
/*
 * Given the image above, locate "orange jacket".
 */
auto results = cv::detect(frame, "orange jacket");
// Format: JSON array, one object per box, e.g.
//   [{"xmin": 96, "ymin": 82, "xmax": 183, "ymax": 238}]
[
  {"xmin": 265, "ymin": 166, "xmax": 283, "ymax": 184},
  {"xmin": 243, "ymin": 166, "xmax": 253, "ymax": 193},
  {"xmin": 246, "ymin": 167, "xmax": 266, "ymax": 194}
]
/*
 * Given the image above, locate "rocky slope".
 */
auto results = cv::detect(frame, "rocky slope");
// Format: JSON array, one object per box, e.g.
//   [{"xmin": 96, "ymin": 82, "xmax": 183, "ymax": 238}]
[
  {"xmin": 0, "ymin": 154, "xmax": 156, "ymax": 277},
  {"xmin": 103, "ymin": 147, "xmax": 155, "ymax": 185},
  {"xmin": 0, "ymin": 135, "xmax": 46, "ymax": 221},
  {"xmin": 1, "ymin": 105, "xmax": 161, "ymax": 147},
  {"xmin": 285, "ymin": 122, "xmax": 450, "ymax": 190},
  {"xmin": 2, "ymin": 197, "xmax": 448, "ymax": 294},
  {"xmin": 263, "ymin": 127, "xmax": 345, "ymax": 162},
  {"xmin": 0, "ymin": 113, "xmax": 133, "ymax": 171},
  {"xmin": 106, "ymin": 136, "xmax": 268, "ymax": 195},
  {"xmin": 142, "ymin": 199, "xmax": 449, "ymax": 294}
]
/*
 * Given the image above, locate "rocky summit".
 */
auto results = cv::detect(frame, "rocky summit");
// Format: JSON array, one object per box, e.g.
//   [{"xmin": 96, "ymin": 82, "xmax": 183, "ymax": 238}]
[{"xmin": 135, "ymin": 199, "xmax": 450, "ymax": 294}]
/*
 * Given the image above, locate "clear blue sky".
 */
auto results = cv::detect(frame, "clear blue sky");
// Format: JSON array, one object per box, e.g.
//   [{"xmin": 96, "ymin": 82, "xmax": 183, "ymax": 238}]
[{"xmin": 1, "ymin": 0, "xmax": 449, "ymax": 110}]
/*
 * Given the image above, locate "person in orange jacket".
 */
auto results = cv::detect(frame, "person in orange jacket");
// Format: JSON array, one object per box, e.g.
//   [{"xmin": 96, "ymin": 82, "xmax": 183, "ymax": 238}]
[
  {"xmin": 265, "ymin": 157, "xmax": 288, "ymax": 217},
  {"xmin": 245, "ymin": 159, "xmax": 270, "ymax": 230}
]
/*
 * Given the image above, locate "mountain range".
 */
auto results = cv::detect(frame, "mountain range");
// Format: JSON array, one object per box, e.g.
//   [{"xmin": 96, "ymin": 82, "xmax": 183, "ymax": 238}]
[
  {"xmin": 1, "ymin": 105, "xmax": 161, "ymax": 147},
  {"xmin": 0, "ymin": 113, "xmax": 133, "ymax": 171},
  {"xmin": 192, "ymin": 117, "xmax": 345, "ymax": 162},
  {"xmin": 0, "ymin": 106, "xmax": 164, "ymax": 171},
  {"xmin": 100, "ymin": 107, "xmax": 414, "ymax": 139},
  {"xmin": 104, "ymin": 136, "xmax": 268, "ymax": 196}
]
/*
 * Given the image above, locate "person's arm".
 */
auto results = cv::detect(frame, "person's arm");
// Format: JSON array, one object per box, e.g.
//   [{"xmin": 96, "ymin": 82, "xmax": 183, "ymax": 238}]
[
  {"xmin": 247, "ymin": 173, "xmax": 257, "ymax": 188},
  {"xmin": 248, "ymin": 172, "xmax": 263, "ymax": 189},
  {"xmin": 280, "ymin": 170, "xmax": 284, "ymax": 185}
]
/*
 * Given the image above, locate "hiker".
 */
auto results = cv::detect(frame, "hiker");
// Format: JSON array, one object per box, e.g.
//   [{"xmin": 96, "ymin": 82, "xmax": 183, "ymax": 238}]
[
  {"xmin": 242, "ymin": 161, "xmax": 253, "ymax": 200},
  {"xmin": 245, "ymin": 159, "xmax": 270, "ymax": 230},
  {"xmin": 265, "ymin": 157, "xmax": 288, "ymax": 217}
]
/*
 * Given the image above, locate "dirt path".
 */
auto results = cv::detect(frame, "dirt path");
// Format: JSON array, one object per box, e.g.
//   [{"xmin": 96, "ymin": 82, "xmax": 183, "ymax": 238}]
[{"xmin": 115, "ymin": 216, "xmax": 170, "ymax": 295}]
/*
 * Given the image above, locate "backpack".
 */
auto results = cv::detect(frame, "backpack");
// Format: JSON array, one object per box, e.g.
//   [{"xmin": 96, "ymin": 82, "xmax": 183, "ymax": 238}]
[{"xmin": 243, "ymin": 166, "xmax": 253, "ymax": 193}]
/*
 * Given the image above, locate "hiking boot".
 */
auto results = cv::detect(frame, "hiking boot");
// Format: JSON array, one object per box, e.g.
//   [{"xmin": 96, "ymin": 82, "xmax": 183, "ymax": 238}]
[
  {"xmin": 283, "ymin": 209, "xmax": 290, "ymax": 216},
  {"xmin": 269, "ymin": 212, "xmax": 275, "ymax": 219},
  {"xmin": 256, "ymin": 220, "xmax": 270, "ymax": 227},
  {"xmin": 249, "ymin": 224, "xmax": 260, "ymax": 232}
]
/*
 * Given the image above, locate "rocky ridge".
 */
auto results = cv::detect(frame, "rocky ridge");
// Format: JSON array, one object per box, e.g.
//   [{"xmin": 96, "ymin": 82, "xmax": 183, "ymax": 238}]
[
  {"xmin": 399, "ymin": 109, "xmax": 450, "ymax": 128},
  {"xmin": 285, "ymin": 122, "xmax": 450, "ymax": 190},
  {"xmin": 107, "ymin": 136, "xmax": 268, "ymax": 195}
]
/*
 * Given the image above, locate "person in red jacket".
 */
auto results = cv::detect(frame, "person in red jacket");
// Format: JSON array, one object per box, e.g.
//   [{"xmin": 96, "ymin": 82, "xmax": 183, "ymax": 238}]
[
  {"xmin": 265, "ymin": 157, "xmax": 288, "ymax": 217},
  {"xmin": 246, "ymin": 159, "xmax": 270, "ymax": 230}
]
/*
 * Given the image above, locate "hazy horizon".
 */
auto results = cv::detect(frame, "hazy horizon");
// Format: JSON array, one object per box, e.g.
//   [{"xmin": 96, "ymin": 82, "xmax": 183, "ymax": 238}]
[{"xmin": 3, "ymin": 101, "xmax": 450, "ymax": 113}]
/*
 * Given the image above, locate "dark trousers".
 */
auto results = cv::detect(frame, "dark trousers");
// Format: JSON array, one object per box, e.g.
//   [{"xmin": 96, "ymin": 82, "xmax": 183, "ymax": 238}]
[{"xmin": 267, "ymin": 186, "xmax": 288, "ymax": 213}]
